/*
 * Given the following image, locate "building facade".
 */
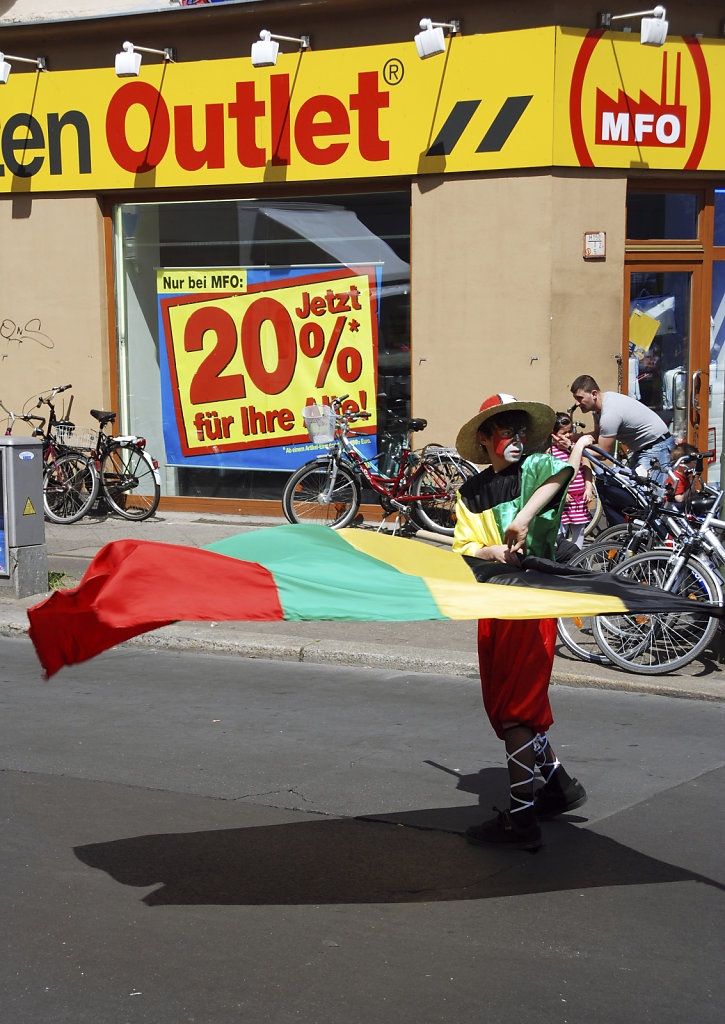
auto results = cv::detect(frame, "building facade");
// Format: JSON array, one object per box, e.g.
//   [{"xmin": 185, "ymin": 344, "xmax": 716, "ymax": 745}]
[{"xmin": 1, "ymin": 0, "xmax": 724, "ymax": 513}]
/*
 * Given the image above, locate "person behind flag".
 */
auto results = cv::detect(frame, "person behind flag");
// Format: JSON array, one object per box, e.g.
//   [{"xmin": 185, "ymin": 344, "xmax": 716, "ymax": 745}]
[
  {"xmin": 453, "ymin": 394, "xmax": 594, "ymax": 851},
  {"xmin": 570, "ymin": 373, "xmax": 674, "ymax": 525},
  {"xmin": 547, "ymin": 411, "xmax": 594, "ymax": 550}
]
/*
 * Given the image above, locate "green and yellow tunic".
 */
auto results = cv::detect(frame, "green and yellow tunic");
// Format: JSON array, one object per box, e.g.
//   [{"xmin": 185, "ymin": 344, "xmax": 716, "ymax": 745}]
[{"xmin": 452, "ymin": 454, "xmax": 573, "ymax": 561}]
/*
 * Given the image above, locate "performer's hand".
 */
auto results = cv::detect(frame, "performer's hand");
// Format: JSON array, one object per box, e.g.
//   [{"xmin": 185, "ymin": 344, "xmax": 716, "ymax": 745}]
[
  {"xmin": 478, "ymin": 544, "xmax": 522, "ymax": 565},
  {"xmin": 504, "ymin": 515, "xmax": 529, "ymax": 554}
]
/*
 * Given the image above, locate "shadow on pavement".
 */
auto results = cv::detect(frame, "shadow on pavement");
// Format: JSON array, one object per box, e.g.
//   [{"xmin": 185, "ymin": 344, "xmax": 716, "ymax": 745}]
[{"xmin": 74, "ymin": 808, "xmax": 724, "ymax": 907}]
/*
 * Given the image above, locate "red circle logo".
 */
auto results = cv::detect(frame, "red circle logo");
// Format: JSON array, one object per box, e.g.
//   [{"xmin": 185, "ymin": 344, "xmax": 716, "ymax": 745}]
[{"xmin": 569, "ymin": 31, "xmax": 710, "ymax": 170}]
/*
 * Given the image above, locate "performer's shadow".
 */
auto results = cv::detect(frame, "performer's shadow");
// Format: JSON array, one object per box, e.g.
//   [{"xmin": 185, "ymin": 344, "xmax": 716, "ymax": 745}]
[{"xmin": 74, "ymin": 765, "xmax": 722, "ymax": 907}]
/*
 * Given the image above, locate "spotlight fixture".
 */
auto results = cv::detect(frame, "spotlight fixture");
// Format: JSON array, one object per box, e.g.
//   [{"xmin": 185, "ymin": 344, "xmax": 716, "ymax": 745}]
[
  {"xmin": 250, "ymin": 29, "xmax": 310, "ymax": 68},
  {"xmin": 414, "ymin": 17, "xmax": 460, "ymax": 59},
  {"xmin": 597, "ymin": 6, "xmax": 669, "ymax": 46},
  {"xmin": 114, "ymin": 41, "xmax": 177, "ymax": 78},
  {"xmin": 0, "ymin": 53, "xmax": 47, "ymax": 85}
]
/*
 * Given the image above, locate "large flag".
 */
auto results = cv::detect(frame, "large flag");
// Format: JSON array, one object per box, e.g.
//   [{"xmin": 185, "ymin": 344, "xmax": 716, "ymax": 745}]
[{"xmin": 27, "ymin": 524, "xmax": 721, "ymax": 678}]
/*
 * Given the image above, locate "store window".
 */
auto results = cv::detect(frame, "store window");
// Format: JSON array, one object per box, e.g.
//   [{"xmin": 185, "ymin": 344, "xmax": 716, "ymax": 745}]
[
  {"xmin": 626, "ymin": 192, "xmax": 699, "ymax": 240},
  {"xmin": 715, "ymin": 189, "xmax": 725, "ymax": 246},
  {"xmin": 113, "ymin": 193, "xmax": 411, "ymax": 502},
  {"xmin": 710, "ymin": 261, "xmax": 725, "ymax": 486}
]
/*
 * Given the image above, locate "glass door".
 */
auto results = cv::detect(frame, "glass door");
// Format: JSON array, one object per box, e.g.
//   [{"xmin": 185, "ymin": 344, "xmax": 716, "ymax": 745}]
[
  {"xmin": 625, "ymin": 264, "xmax": 706, "ymax": 450},
  {"xmin": 710, "ymin": 190, "xmax": 725, "ymax": 485}
]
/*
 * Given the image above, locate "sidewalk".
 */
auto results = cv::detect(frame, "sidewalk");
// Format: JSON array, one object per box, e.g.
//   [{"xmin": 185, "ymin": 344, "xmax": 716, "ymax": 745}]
[{"xmin": 1, "ymin": 509, "xmax": 722, "ymax": 700}]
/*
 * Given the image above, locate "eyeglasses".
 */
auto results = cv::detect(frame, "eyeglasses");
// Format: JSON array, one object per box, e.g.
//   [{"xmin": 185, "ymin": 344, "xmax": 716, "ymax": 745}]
[{"xmin": 558, "ymin": 419, "xmax": 572, "ymax": 427}]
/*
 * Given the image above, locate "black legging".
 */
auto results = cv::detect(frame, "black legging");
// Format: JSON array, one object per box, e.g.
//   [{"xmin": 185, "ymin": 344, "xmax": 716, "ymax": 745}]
[{"xmin": 595, "ymin": 476, "xmax": 632, "ymax": 527}]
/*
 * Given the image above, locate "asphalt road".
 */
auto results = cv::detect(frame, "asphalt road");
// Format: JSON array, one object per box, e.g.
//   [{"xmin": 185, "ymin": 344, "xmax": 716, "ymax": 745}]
[{"xmin": 2, "ymin": 637, "xmax": 724, "ymax": 1024}]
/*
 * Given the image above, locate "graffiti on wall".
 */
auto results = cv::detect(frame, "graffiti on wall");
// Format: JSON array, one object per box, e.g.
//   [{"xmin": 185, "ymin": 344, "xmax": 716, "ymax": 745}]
[{"xmin": 0, "ymin": 318, "xmax": 55, "ymax": 359}]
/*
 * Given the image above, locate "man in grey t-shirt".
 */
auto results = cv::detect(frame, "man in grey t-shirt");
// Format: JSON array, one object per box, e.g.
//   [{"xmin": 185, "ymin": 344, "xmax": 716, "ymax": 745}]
[{"xmin": 570, "ymin": 373, "xmax": 674, "ymax": 524}]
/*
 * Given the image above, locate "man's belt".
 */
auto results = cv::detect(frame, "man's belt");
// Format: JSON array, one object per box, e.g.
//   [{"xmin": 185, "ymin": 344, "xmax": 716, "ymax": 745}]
[{"xmin": 632, "ymin": 432, "xmax": 672, "ymax": 456}]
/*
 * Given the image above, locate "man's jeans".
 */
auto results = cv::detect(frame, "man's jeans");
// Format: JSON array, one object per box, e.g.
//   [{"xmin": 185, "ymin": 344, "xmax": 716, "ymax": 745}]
[
  {"xmin": 596, "ymin": 435, "xmax": 674, "ymax": 526},
  {"xmin": 628, "ymin": 435, "xmax": 675, "ymax": 485}
]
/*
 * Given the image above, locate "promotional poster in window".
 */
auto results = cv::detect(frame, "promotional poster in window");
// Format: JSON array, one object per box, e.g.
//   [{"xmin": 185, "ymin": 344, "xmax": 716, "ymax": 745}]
[{"xmin": 157, "ymin": 265, "xmax": 380, "ymax": 470}]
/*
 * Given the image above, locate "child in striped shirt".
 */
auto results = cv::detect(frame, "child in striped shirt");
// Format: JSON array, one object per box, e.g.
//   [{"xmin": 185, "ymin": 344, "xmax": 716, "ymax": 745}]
[{"xmin": 548, "ymin": 411, "xmax": 593, "ymax": 549}]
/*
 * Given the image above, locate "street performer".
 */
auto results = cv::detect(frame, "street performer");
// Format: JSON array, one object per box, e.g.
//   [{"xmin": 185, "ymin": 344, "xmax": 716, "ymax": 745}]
[{"xmin": 453, "ymin": 394, "xmax": 593, "ymax": 851}]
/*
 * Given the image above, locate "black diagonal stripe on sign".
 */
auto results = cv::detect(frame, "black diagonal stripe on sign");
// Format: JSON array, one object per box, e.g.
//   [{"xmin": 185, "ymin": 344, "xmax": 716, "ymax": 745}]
[
  {"xmin": 476, "ymin": 95, "xmax": 532, "ymax": 153},
  {"xmin": 426, "ymin": 99, "xmax": 481, "ymax": 156}
]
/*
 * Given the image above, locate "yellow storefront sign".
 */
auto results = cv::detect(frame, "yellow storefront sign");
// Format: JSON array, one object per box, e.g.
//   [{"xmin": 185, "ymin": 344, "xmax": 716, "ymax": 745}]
[
  {"xmin": 0, "ymin": 29, "xmax": 554, "ymax": 191},
  {"xmin": 0, "ymin": 26, "xmax": 722, "ymax": 193},
  {"xmin": 554, "ymin": 27, "xmax": 723, "ymax": 171}
]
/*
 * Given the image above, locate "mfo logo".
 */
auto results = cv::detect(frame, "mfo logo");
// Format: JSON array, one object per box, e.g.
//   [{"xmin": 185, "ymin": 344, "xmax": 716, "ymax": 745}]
[
  {"xmin": 595, "ymin": 52, "xmax": 686, "ymax": 148},
  {"xmin": 569, "ymin": 30, "xmax": 711, "ymax": 170}
]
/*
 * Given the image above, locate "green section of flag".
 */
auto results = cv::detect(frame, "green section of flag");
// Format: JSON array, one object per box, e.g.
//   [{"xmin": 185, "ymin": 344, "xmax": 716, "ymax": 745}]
[{"xmin": 205, "ymin": 524, "xmax": 446, "ymax": 622}]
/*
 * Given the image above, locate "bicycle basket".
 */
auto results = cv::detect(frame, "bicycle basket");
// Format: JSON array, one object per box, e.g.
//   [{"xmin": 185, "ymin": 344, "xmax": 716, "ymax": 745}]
[
  {"xmin": 56, "ymin": 423, "xmax": 97, "ymax": 450},
  {"xmin": 302, "ymin": 404, "xmax": 336, "ymax": 444}
]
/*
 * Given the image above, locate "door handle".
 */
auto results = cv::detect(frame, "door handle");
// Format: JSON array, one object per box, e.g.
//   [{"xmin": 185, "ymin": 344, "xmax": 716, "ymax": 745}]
[{"xmin": 691, "ymin": 369, "xmax": 703, "ymax": 425}]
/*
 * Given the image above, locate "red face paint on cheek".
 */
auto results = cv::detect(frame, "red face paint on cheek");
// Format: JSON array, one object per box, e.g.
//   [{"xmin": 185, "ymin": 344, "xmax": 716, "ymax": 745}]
[
  {"xmin": 493, "ymin": 432, "xmax": 511, "ymax": 458},
  {"xmin": 492, "ymin": 427, "xmax": 526, "ymax": 459}
]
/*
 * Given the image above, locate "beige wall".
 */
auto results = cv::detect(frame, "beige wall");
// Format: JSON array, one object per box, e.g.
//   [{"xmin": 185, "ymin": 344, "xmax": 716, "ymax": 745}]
[
  {"xmin": 0, "ymin": 193, "xmax": 110, "ymax": 435},
  {"xmin": 410, "ymin": 171, "xmax": 626, "ymax": 449}
]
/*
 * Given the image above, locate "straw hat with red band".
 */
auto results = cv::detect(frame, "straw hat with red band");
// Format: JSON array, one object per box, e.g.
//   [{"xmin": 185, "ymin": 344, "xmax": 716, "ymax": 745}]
[{"xmin": 455, "ymin": 393, "xmax": 556, "ymax": 464}]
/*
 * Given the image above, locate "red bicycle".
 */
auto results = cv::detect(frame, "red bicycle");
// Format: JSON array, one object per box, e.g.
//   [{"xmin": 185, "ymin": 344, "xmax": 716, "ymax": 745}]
[{"xmin": 281, "ymin": 396, "xmax": 477, "ymax": 534}]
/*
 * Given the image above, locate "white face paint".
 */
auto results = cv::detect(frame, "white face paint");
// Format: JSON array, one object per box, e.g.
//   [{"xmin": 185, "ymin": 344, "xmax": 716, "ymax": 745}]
[
  {"xmin": 491, "ymin": 425, "xmax": 527, "ymax": 464},
  {"xmin": 501, "ymin": 436, "xmax": 525, "ymax": 463}
]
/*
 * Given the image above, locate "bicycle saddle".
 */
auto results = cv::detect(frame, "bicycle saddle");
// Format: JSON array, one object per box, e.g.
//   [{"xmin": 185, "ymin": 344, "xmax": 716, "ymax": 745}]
[
  {"xmin": 389, "ymin": 417, "xmax": 427, "ymax": 432},
  {"xmin": 90, "ymin": 409, "xmax": 117, "ymax": 426},
  {"xmin": 689, "ymin": 494, "xmax": 717, "ymax": 515}
]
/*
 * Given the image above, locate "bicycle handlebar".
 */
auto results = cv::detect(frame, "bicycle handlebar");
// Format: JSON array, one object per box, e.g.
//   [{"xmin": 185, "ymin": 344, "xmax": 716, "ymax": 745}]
[{"xmin": 35, "ymin": 384, "xmax": 72, "ymax": 407}]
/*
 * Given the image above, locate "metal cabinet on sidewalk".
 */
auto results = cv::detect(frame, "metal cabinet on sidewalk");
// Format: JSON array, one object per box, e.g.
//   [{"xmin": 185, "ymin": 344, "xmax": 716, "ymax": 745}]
[{"xmin": 0, "ymin": 437, "xmax": 47, "ymax": 597}]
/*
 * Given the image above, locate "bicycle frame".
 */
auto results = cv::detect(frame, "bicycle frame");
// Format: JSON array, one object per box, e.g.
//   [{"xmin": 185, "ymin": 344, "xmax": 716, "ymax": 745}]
[
  {"xmin": 319, "ymin": 426, "xmax": 460, "ymax": 513},
  {"xmin": 659, "ymin": 491, "xmax": 725, "ymax": 592}
]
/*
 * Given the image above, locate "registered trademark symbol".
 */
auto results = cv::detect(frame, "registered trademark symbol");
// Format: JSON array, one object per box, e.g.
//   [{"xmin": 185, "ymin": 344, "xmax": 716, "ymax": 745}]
[{"xmin": 383, "ymin": 58, "xmax": 404, "ymax": 86}]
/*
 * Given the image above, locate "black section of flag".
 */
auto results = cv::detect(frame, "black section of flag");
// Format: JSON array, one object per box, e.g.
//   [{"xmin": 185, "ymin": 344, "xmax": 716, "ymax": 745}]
[
  {"xmin": 426, "ymin": 100, "xmax": 481, "ymax": 156},
  {"xmin": 463, "ymin": 555, "xmax": 725, "ymax": 619},
  {"xmin": 476, "ymin": 96, "xmax": 533, "ymax": 152}
]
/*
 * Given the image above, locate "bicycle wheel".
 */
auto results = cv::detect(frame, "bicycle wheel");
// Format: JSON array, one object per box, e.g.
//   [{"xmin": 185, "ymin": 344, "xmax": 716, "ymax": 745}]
[
  {"xmin": 583, "ymin": 487, "xmax": 604, "ymax": 538},
  {"xmin": 282, "ymin": 460, "xmax": 360, "ymax": 528},
  {"xmin": 43, "ymin": 452, "xmax": 99, "ymax": 525},
  {"xmin": 591, "ymin": 522, "xmax": 632, "ymax": 547},
  {"xmin": 100, "ymin": 442, "xmax": 161, "ymax": 520},
  {"xmin": 592, "ymin": 550, "xmax": 722, "ymax": 674},
  {"xmin": 410, "ymin": 452, "xmax": 476, "ymax": 535},
  {"xmin": 556, "ymin": 540, "xmax": 632, "ymax": 665}
]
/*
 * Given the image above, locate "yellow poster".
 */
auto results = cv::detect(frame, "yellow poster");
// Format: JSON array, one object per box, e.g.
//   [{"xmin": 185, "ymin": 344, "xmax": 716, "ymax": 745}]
[
  {"xmin": 629, "ymin": 309, "xmax": 659, "ymax": 351},
  {"xmin": 158, "ymin": 268, "xmax": 378, "ymax": 466}
]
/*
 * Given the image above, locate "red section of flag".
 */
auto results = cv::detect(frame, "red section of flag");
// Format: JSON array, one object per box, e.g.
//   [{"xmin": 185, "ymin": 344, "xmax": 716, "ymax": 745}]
[{"xmin": 27, "ymin": 540, "xmax": 283, "ymax": 679}]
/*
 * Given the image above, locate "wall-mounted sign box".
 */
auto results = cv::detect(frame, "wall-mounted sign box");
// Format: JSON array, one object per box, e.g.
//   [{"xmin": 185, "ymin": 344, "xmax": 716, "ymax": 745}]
[{"xmin": 583, "ymin": 231, "xmax": 606, "ymax": 259}]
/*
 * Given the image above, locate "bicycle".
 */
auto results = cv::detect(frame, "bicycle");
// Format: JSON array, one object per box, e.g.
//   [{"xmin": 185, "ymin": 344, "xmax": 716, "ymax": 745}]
[
  {"xmin": 281, "ymin": 396, "xmax": 477, "ymax": 534},
  {"xmin": 60, "ymin": 407, "xmax": 162, "ymax": 521},
  {"xmin": 5, "ymin": 386, "xmax": 101, "ymax": 525},
  {"xmin": 557, "ymin": 445, "xmax": 673, "ymax": 664},
  {"xmin": 591, "ymin": 489, "xmax": 725, "ymax": 674}
]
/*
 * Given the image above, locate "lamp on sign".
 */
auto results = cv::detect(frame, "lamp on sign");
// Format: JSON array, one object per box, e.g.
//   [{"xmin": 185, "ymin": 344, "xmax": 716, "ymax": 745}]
[
  {"xmin": 0, "ymin": 53, "xmax": 47, "ymax": 84},
  {"xmin": 414, "ymin": 18, "xmax": 461, "ymax": 59},
  {"xmin": 114, "ymin": 41, "xmax": 177, "ymax": 77},
  {"xmin": 251, "ymin": 29, "xmax": 310, "ymax": 68},
  {"xmin": 597, "ymin": 6, "xmax": 669, "ymax": 47}
]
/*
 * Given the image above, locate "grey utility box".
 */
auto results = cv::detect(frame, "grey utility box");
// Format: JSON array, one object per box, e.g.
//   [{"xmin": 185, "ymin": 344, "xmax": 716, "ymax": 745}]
[{"xmin": 0, "ymin": 436, "xmax": 47, "ymax": 597}]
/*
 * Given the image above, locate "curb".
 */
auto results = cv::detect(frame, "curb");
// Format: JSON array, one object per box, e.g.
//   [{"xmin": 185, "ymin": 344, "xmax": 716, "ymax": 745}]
[{"xmin": 4, "ymin": 614, "xmax": 722, "ymax": 702}]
